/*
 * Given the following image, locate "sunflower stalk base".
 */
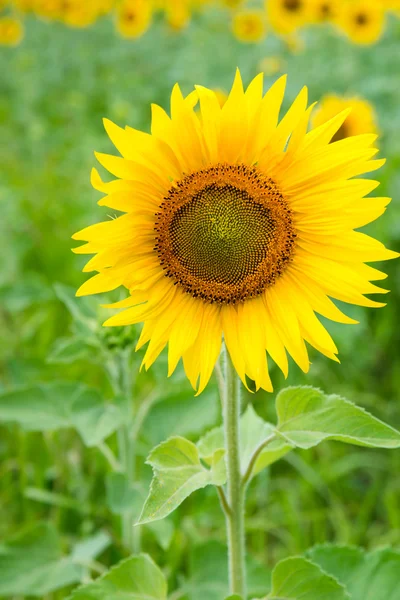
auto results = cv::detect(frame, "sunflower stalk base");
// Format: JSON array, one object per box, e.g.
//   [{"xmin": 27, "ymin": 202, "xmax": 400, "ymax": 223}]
[{"xmin": 222, "ymin": 347, "xmax": 247, "ymax": 597}]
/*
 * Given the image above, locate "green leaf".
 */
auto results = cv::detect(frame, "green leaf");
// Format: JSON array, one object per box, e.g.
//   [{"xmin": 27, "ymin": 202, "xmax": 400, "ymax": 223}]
[
  {"xmin": 175, "ymin": 540, "xmax": 269, "ymax": 600},
  {"xmin": 199, "ymin": 387, "xmax": 400, "ymax": 484},
  {"xmin": 145, "ymin": 519, "xmax": 175, "ymax": 551},
  {"xmin": 0, "ymin": 522, "xmax": 84, "ymax": 596},
  {"xmin": 106, "ymin": 472, "xmax": 142, "ymax": 515},
  {"xmin": 141, "ymin": 386, "xmax": 219, "ymax": 447},
  {"xmin": 276, "ymin": 386, "xmax": 400, "ymax": 449},
  {"xmin": 197, "ymin": 406, "xmax": 291, "ymax": 481},
  {"xmin": 70, "ymin": 386, "xmax": 123, "ymax": 446},
  {"xmin": 307, "ymin": 544, "xmax": 400, "ymax": 600},
  {"xmin": 47, "ymin": 336, "xmax": 92, "ymax": 364},
  {"xmin": 54, "ymin": 282, "xmax": 97, "ymax": 332},
  {"xmin": 265, "ymin": 556, "xmax": 349, "ymax": 600},
  {"xmin": 71, "ymin": 531, "xmax": 112, "ymax": 562},
  {"xmin": 67, "ymin": 554, "xmax": 167, "ymax": 600},
  {"xmin": 224, "ymin": 596, "xmax": 242, "ymax": 600},
  {"xmin": 0, "ymin": 382, "xmax": 123, "ymax": 446},
  {"xmin": 24, "ymin": 487, "xmax": 91, "ymax": 513},
  {"xmin": 137, "ymin": 436, "xmax": 225, "ymax": 524}
]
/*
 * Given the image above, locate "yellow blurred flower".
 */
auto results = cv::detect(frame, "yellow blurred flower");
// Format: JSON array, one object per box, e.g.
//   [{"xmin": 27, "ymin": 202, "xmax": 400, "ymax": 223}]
[
  {"xmin": 116, "ymin": 0, "xmax": 152, "ymax": 38},
  {"xmin": 60, "ymin": 0, "xmax": 99, "ymax": 27},
  {"xmin": 0, "ymin": 16, "xmax": 24, "ymax": 45},
  {"xmin": 232, "ymin": 10, "xmax": 266, "ymax": 43},
  {"xmin": 266, "ymin": 0, "xmax": 309, "ymax": 34},
  {"xmin": 164, "ymin": 0, "xmax": 191, "ymax": 30},
  {"xmin": 284, "ymin": 31, "xmax": 306, "ymax": 53},
  {"xmin": 12, "ymin": 0, "xmax": 33, "ymax": 10},
  {"xmin": 308, "ymin": 0, "xmax": 339, "ymax": 23},
  {"xmin": 220, "ymin": 0, "xmax": 243, "ymax": 8},
  {"xmin": 378, "ymin": 0, "xmax": 400, "ymax": 10},
  {"xmin": 33, "ymin": 0, "xmax": 61, "ymax": 20},
  {"xmin": 96, "ymin": 0, "xmax": 115, "ymax": 14},
  {"xmin": 312, "ymin": 95, "xmax": 379, "ymax": 141},
  {"xmin": 259, "ymin": 55, "xmax": 285, "ymax": 76},
  {"xmin": 338, "ymin": 0, "xmax": 386, "ymax": 45}
]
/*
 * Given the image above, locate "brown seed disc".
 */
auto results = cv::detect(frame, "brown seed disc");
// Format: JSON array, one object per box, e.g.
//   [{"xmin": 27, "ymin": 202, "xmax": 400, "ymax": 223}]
[{"xmin": 154, "ymin": 163, "xmax": 296, "ymax": 304}]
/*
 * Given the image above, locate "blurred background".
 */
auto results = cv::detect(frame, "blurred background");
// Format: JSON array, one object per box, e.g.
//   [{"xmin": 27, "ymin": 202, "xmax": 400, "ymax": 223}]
[{"xmin": 0, "ymin": 1, "xmax": 400, "ymax": 598}]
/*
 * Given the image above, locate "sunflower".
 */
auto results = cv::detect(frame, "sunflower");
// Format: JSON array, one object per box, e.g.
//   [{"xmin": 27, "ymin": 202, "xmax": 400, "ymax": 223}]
[
  {"xmin": 338, "ymin": 0, "xmax": 386, "ymax": 45},
  {"xmin": 220, "ymin": 0, "xmax": 244, "ymax": 8},
  {"xmin": 232, "ymin": 10, "xmax": 266, "ymax": 43},
  {"xmin": 308, "ymin": 0, "xmax": 339, "ymax": 23},
  {"xmin": 73, "ymin": 71, "xmax": 396, "ymax": 394},
  {"xmin": 0, "ymin": 16, "xmax": 24, "ymax": 44},
  {"xmin": 259, "ymin": 55, "xmax": 285, "ymax": 76},
  {"xmin": 378, "ymin": 0, "xmax": 400, "ymax": 10},
  {"xmin": 163, "ymin": 0, "xmax": 191, "ymax": 30},
  {"xmin": 266, "ymin": 0, "xmax": 309, "ymax": 34},
  {"xmin": 12, "ymin": 0, "xmax": 33, "ymax": 11},
  {"xmin": 116, "ymin": 0, "xmax": 152, "ymax": 38},
  {"xmin": 312, "ymin": 95, "xmax": 379, "ymax": 142},
  {"xmin": 60, "ymin": 0, "xmax": 100, "ymax": 28},
  {"xmin": 33, "ymin": 0, "xmax": 61, "ymax": 20}
]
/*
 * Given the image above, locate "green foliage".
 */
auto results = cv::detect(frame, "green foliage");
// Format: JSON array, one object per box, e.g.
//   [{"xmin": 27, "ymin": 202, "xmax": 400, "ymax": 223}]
[
  {"xmin": 105, "ymin": 472, "xmax": 141, "ymax": 515},
  {"xmin": 196, "ymin": 387, "xmax": 400, "ymax": 486},
  {"xmin": 0, "ymin": 382, "xmax": 123, "ymax": 445},
  {"xmin": 67, "ymin": 555, "xmax": 167, "ymax": 600},
  {"xmin": 0, "ymin": 523, "xmax": 110, "ymax": 597},
  {"xmin": 197, "ymin": 405, "xmax": 291, "ymax": 478},
  {"xmin": 137, "ymin": 437, "xmax": 226, "ymax": 524},
  {"xmin": 307, "ymin": 544, "xmax": 400, "ymax": 600},
  {"xmin": 264, "ymin": 556, "xmax": 349, "ymax": 600},
  {"xmin": 180, "ymin": 540, "xmax": 270, "ymax": 600},
  {"xmin": 276, "ymin": 387, "xmax": 400, "ymax": 450}
]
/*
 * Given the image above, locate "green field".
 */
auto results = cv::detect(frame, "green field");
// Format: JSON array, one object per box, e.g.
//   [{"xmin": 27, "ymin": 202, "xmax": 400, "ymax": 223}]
[{"xmin": 1, "ymin": 8, "xmax": 400, "ymax": 600}]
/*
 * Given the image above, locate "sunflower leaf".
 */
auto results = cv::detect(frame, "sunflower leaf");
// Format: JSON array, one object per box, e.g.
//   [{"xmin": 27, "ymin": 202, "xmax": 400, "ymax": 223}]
[
  {"xmin": 307, "ymin": 544, "xmax": 400, "ymax": 600},
  {"xmin": 67, "ymin": 554, "xmax": 167, "ymax": 600},
  {"xmin": 276, "ymin": 386, "xmax": 400, "ymax": 449},
  {"xmin": 137, "ymin": 436, "xmax": 226, "ymax": 524},
  {"xmin": 0, "ymin": 382, "xmax": 123, "ymax": 447},
  {"xmin": 197, "ymin": 405, "xmax": 291, "ymax": 481},
  {"xmin": 264, "ymin": 556, "xmax": 349, "ymax": 600},
  {"xmin": 0, "ymin": 522, "xmax": 84, "ymax": 596}
]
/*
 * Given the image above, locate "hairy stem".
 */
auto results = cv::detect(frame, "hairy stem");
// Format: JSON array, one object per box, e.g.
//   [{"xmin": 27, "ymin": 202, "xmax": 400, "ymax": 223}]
[
  {"xmin": 241, "ymin": 433, "xmax": 277, "ymax": 489},
  {"xmin": 222, "ymin": 347, "xmax": 247, "ymax": 597}
]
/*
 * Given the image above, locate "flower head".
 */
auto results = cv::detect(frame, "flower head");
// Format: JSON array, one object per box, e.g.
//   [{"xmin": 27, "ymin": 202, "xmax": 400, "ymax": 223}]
[
  {"xmin": 74, "ymin": 71, "xmax": 397, "ymax": 394},
  {"xmin": 308, "ymin": 0, "xmax": 339, "ymax": 23},
  {"xmin": 338, "ymin": 0, "xmax": 386, "ymax": 45},
  {"xmin": 116, "ymin": 0, "xmax": 152, "ymax": 38},
  {"xmin": 0, "ymin": 16, "xmax": 24, "ymax": 45},
  {"xmin": 266, "ymin": 0, "xmax": 309, "ymax": 34},
  {"xmin": 312, "ymin": 95, "xmax": 379, "ymax": 141},
  {"xmin": 233, "ymin": 10, "xmax": 266, "ymax": 43}
]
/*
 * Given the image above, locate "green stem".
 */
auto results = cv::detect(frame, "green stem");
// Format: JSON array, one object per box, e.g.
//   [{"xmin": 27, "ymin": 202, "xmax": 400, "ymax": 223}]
[
  {"xmin": 109, "ymin": 347, "xmax": 140, "ymax": 554},
  {"xmin": 222, "ymin": 347, "xmax": 247, "ymax": 597}
]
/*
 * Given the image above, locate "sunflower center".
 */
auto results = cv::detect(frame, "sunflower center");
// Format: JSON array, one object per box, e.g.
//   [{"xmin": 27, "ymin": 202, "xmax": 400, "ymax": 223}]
[
  {"xmin": 155, "ymin": 164, "xmax": 296, "ymax": 304},
  {"xmin": 283, "ymin": 0, "xmax": 302, "ymax": 12},
  {"xmin": 355, "ymin": 12, "xmax": 368, "ymax": 26},
  {"xmin": 320, "ymin": 3, "xmax": 331, "ymax": 18}
]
